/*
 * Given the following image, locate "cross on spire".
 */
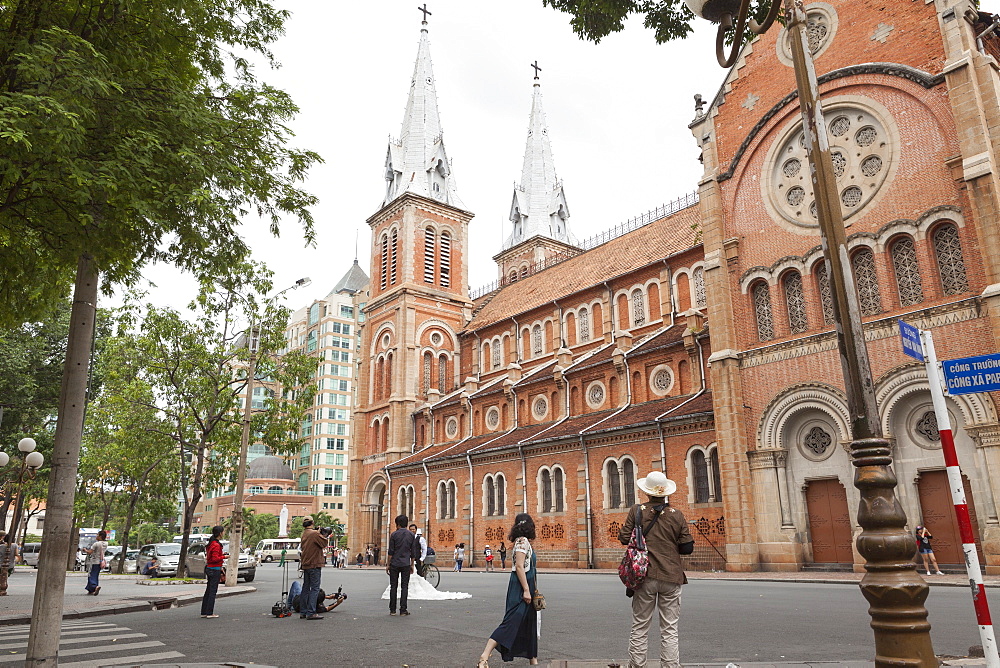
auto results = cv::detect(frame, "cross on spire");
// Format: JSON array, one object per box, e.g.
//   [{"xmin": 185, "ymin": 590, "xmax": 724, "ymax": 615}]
[
  {"xmin": 417, "ymin": 3, "xmax": 431, "ymax": 22},
  {"xmin": 531, "ymin": 60, "xmax": 542, "ymax": 80}
]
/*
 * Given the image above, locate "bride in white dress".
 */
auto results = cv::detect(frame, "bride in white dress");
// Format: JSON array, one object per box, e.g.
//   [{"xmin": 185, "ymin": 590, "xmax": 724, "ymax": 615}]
[{"xmin": 380, "ymin": 569, "xmax": 471, "ymax": 601}]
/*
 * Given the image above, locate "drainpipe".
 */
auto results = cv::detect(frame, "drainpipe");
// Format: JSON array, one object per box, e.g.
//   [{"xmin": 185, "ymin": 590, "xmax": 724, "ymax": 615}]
[
  {"xmin": 579, "ymin": 435, "xmax": 595, "ymax": 568},
  {"xmin": 603, "ymin": 281, "xmax": 614, "ymax": 339},
  {"xmin": 553, "ymin": 299, "xmax": 564, "ymax": 348},
  {"xmin": 473, "ymin": 331, "xmax": 481, "ymax": 376},
  {"xmin": 466, "ymin": 453, "xmax": 475, "ymax": 567},
  {"xmin": 657, "ymin": 422, "xmax": 667, "ymax": 473},
  {"xmin": 422, "ymin": 461, "xmax": 431, "ymax": 535},
  {"xmin": 411, "ymin": 412, "xmax": 418, "ymax": 454}
]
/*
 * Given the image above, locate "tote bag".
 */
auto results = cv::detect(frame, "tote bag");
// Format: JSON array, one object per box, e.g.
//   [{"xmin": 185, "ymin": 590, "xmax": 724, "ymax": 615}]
[{"xmin": 618, "ymin": 506, "xmax": 649, "ymax": 589}]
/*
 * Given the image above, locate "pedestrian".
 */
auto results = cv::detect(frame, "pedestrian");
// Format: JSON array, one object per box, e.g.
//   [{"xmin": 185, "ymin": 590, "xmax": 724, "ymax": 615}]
[
  {"xmin": 477, "ymin": 513, "xmax": 539, "ymax": 667},
  {"xmin": 83, "ymin": 530, "xmax": 108, "ymax": 596},
  {"xmin": 386, "ymin": 514, "xmax": 418, "ymax": 616},
  {"xmin": 915, "ymin": 525, "xmax": 945, "ymax": 575},
  {"xmin": 299, "ymin": 517, "xmax": 327, "ymax": 620},
  {"xmin": 366, "ymin": 545, "xmax": 373, "ymax": 566},
  {"xmin": 454, "ymin": 542, "xmax": 465, "ymax": 572},
  {"xmin": 200, "ymin": 525, "xmax": 225, "ymax": 618},
  {"xmin": 484, "ymin": 544, "xmax": 495, "ymax": 572},
  {"xmin": 619, "ymin": 471, "xmax": 694, "ymax": 668},
  {"xmin": 409, "ymin": 523, "xmax": 427, "ymax": 573},
  {"xmin": 373, "ymin": 544, "xmax": 381, "ymax": 566},
  {"xmin": 498, "ymin": 541, "xmax": 507, "ymax": 570}
]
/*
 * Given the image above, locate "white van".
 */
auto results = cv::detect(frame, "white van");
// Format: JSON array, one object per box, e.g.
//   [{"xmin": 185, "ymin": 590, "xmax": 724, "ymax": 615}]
[
  {"xmin": 22, "ymin": 543, "xmax": 41, "ymax": 567},
  {"xmin": 254, "ymin": 538, "xmax": 301, "ymax": 563}
]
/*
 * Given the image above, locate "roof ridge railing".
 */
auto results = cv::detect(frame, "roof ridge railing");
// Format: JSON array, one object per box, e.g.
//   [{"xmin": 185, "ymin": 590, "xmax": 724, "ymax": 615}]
[{"xmin": 469, "ymin": 190, "xmax": 699, "ymax": 300}]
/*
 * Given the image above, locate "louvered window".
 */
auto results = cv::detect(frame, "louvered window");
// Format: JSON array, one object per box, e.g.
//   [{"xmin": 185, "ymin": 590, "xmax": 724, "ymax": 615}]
[
  {"xmin": 934, "ymin": 224, "xmax": 968, "ymax": 295},
  {"xmin": 816, "ymin": 263, "xmax": 834, "ymax": 324},
  {"xmin": 423, "ymin": 228, "xmax": 436, "ymax": 283},
  {"xmin": 891, "ymin": 237, "xmax": 923, "ymax": 307},
  {"xmin": 608, "ymin": 461, "xmax": 622, "ymax": 508},
  {"xmin": 390, "ymin": 230, "xmax": 398, "ymax": 285},
  {"xmin": 579, "ymin": 308, "xmax": 590, "ymax": 342},
  {"xmin": 784, "ymin": 271, "xmax": 807, "ymax": 334},
  {"xmin": 438, "ymin": 354, "xmax": 447, "ymax": 392},
  {"xmin": 752, "ymin": 281, "xmax": 774, "ymax": 341},
  {"xmin": 440, "ymin": 233, "xmax": 451, "ymax": 287},
  {"xmin": 693, "ymin": 267, "xmax": 707, "ymax": 308},
  {"xmin": 422, "ymin": 352, "xmax": 431, "ymax": 395},
  {"xmin": 692, "ymin": 450, "xmax": 710, "ymax": 503},
  {"xmin": 622, "ymin": 459, "xmax": 636, "ymax": 506},
  {"xmin": 632, "ymin": 290, "xmax": 646, "ymax": 326},
  {"xmin": 852, "ymin": 248, "xmax": 882, "ymax": 316},
  {"xmin": 492, "ymin": 340, "xmax": 501, "ymax": 370},
  {"xmin": 380, "ymin": 234, "xmax": 388, "ymax": 289}
]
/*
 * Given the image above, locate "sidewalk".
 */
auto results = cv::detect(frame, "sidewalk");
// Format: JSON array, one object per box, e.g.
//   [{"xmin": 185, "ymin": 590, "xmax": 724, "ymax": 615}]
[{"xmin": 0, "ymin": 569, "xmax": 255, "ymax": 625}]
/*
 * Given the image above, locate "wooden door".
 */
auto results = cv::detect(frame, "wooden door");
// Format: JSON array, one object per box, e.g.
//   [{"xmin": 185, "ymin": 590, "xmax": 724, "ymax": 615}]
[
  {"xmin": 917, "ymin": 470, "xmax": 983, "ymax": 566},
  {"xmin": 806, "ymin": 478, "xmax": 854, "ymax": 564}
]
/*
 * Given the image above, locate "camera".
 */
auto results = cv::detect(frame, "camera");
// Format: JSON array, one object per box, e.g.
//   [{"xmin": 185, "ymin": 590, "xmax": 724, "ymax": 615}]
[
  {"xmin": 319, "ymin": 526, "xmax": 333, "ymax": 538},
  {"xmin": 335, "ymin": 585, "xmax": 347, "ymax": 600}
]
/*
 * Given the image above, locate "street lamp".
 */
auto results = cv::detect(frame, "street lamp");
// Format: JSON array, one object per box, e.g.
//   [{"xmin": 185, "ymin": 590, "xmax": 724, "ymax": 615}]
[
  {"xmin": 226, "ymin": 277, "xmax": 311, "ymax": 586},
  {"xmin": 0, "ymin": 438, "xmax": 44, "ymax": 596},
  {"xmin": 685, "ymin": 0, "xmax": 936, "ymax": 664}
]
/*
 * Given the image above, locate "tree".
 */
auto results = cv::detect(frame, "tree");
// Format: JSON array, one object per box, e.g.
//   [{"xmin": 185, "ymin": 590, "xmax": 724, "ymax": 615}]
[
  {"xmin": 2, "ymin": 2, "xmax": 319, "ymax": 660},
  {"xmin": 134, "ymin": 523, "xmax": 172, "ymax": 547},
  {"xmin": 223, "ymin": 508, "xmax": 278, "ymax": 550}
]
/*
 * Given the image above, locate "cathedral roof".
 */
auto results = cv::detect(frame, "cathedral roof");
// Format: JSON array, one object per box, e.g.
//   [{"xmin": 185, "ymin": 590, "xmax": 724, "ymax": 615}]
[
  {"xmin": 469, "ymin": 206, "xmax": 700, "ymax": 330},
  {"xmin": 583, "ymin": 392, "xmax": 715, "ymax": 434},
  {"xmin": 330, "ymin": 260, "xmax": 369, "ymax": 296}
]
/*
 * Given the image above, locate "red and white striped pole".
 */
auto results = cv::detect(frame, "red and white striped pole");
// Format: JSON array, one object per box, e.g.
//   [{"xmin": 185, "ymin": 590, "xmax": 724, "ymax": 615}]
[{"xmin": 921, "ymin": 328, "xmax": 999, "ymax": 666}]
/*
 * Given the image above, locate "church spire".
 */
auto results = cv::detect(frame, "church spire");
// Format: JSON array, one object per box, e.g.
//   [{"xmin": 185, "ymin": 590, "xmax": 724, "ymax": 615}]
[
  {"xmin": 503, "ymin": 65, "xmax": 576, "ymax": 250},
  {"xmin": 383, "ymin": 11, "xmax": 464, "ymax": 209}
]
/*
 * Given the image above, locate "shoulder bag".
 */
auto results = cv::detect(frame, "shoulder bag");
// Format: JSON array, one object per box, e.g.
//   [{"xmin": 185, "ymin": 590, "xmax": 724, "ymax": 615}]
[
  {"xmin": 618, "ymin": 505, "xmax": 666, "ymax": 590},
  {"xmin": 531, "ymin": 551, "xmax": 545, "ymax": 611}
]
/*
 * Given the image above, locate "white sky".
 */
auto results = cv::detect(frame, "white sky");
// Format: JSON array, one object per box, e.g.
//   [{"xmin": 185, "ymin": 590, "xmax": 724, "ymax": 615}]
[{"xmin": 126, "ymin": 0, "xmax": 723, "ymax": 311}]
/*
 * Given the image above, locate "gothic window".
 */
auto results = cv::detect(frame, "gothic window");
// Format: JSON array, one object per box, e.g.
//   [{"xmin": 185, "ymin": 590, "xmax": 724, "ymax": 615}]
[
  {"xmin": 485, "ymin": 476, "xmax": 496, "ymax": 516},
  {"xmin": 631, "ymin": 289, "xmax": 646, "ymax": 326},
  {"xmin": 541, "ymin": 469, "xmax": 552, "ymax": 513},
  {"xmin": 423, "ymin": 352, "xmax": 432, "ymax": 395},
  {"xmin": 497, "ymin": 474, "xmax": 506, "ymax": 515},
  {"xmin": 622, "ymin": 459, "xmax": 636, "ymax": 506},
  {"xmin": 710, "ymin": 447, "xmax": 722, "ymax": 502},
  {"xmin": 815, "ymin": 263, "xmax": 834, "ymax": 324},
  {"xmin": 440, "ymin": 232, "xmax": 452, "ymax": 288},
  {"xmin": 752, "ymin": 281, "xmax": 774, "ymax": 341},
  {"xmin": 390, "ymin": 229, "xmax": 398, "ymax": 285},
  {"xmin": 438, "ymin": 354, "xmax": 448, "ymax": 392},
  {"xmin": 492, "ymin": 340, "xmax": 501, "ymax": 370},
  {"xmin": 783, "ymin": 271, "xmax": 807, "ymax": 334},
  {"xmin": 448, "ymin": 480, "xmax": 457, "ymax": 518},
  {"xmin": 380, "ymin": 234, "xmax": 389, "ymax": 289},
  {"xmin": 692, "ymin": 450, "xmax": 710, "ymax": 503},
  {"xmin": 554, "ymin": 467, "xmax": 564, "ymax": 511},
  {"xmin": 933, "ymin": 224, "xmax": 969, "ymax": 295},
  {"xmin": 532, "ymin": 325, "xmax": 543, "ymax": 356},
  {"xmin": 607, "ymin": 461, "xmax": 622, "ymax": 509},
  {"xmin": 438, "ymin": 482, "xmax": 448, "ymax": 519},
  {"xmin": 423, "ymin": 228, "xmax": 436, "ymax": 283},
  {"xmin": 693, "ymin": 267, "xmax": 707, "ymax": 308},
  {"xmin": 890, "ymin": 236, "xmax": 924, "ymax": 307},
  {"xmin": 579, "ymin": 308, "xmax": 591, "ymax": 342},
  {"xmin": 852, "ymin": 247, "xmax": 883, "ymax": 316}
]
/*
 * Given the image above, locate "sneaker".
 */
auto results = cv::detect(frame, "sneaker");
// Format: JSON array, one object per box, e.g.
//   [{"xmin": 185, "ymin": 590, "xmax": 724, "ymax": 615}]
[
  {"xmin": 936, "ymin": 571, "xmax": 945, "ymax": 575},
  {"xmin": 400, "ymin": 610, "xmax": 410, "ymax": 616},
  {"xmin": 202, "ymin": 614, "xmax": 219, "ymax": 619},
  {"xmin": 93, "ymin": 586, "xmax": 100, "ymax": 596},
  {"xmin": 389, "ymin": 611, "xmax": 397, "ymax": 616},
  {"xmin": 305, "ymin": 615, "xmax": 324, "ymax": 620}
]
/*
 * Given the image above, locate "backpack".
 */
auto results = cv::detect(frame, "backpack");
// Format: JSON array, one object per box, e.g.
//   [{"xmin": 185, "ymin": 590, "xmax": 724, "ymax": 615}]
[{"xmin": 618, "ymin": 505, "xmax": 664, "ymax": 590}]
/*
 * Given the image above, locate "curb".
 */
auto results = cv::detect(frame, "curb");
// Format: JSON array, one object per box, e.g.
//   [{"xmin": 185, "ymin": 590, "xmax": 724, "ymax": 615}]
[{"xmin": 0, "ymin": 586, "xmax": 256, "ymax": 626}]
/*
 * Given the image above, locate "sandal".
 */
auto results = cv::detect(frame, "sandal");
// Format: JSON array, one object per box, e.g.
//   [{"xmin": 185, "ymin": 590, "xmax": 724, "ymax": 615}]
[{"xmin": 476, "ymin": 658, "xmax": 490, "ymax": 668}]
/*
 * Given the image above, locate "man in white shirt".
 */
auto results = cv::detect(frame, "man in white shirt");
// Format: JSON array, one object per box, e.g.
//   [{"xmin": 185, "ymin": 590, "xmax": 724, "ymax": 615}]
[{"xmin": 408, "ymin": 523, "xmax": 427, "ymax": 573}]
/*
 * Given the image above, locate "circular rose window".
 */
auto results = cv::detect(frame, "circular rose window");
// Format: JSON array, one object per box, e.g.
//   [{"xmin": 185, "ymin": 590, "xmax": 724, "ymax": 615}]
[
  {"xmin": 586, "ymin": 382, "xmax": 606, "ymax": 409},
  {"xmin": 445, "ymin": 416, "xmax": 458, "ymax": 439},
  {"xmin": 430, "ymin": 332, "xmax": 443, "ymax": 346},
  {"xmin": 765, "ymin": 103, "xmax": 894, "ymax": 229},
  {"xmin": 532, "ymin": 396, "xmax": 548, "ymax": 420},
  {"xmin": 649, "ymin": 365, "xmax": 675, "ymax": 396},
  {"xmin": 485, "ymin": 407, "xmax": 500, "ymax": 431}
]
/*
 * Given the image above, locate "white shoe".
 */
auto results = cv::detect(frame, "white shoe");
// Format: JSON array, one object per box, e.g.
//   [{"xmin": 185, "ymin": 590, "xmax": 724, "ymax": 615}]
[{"xmin": 936, "ymin": 571, "xmax": 945, "ymax": 575}]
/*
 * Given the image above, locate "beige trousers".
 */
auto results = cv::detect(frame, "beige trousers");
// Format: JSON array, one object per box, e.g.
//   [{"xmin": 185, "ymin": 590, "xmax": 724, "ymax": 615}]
[{"xmin": 628, "ymin": 578, "xmax": 682, "ymax": 668}]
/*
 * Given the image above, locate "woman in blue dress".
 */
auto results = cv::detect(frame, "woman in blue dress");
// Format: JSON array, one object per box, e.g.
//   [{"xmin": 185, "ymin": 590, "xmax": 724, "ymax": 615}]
[{"xmin": 477, "ymin": 513, "xmax": 538, "ymax": 666}]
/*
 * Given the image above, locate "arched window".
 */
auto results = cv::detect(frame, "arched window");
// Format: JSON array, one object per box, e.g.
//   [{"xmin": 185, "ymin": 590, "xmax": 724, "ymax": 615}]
[
  {"xmin": 541, "ymin": 469, "xmax": 552, "ymax": 513},
  {"xmin": 448, "ymin": 480, "xmax": 457, "ymax": 518},
  {"xmin": 438, "ymin": 354, "xmax": 448, "ymax": 392},
  {"xmin": 509, "ymin": 270, "xmax": 518, "ymax": 283},
  {"xmin": 532, "ymin": 325, "xmax": 543, "ymax": 356},
  {"xmin": 933, "ymin": 223, "xmax": 968, "ymax": 295},
  {"xmin": 852, "ymin": 247, "xmax": 882, "ymax": 316},
  {"xmin": 520, "ymin": 266, "xmax": 528, "ymax": 279},
  {"xmin": 308, "ymin": 303, "xmax": 320, "ymax": 326},
  {"xmin": 890, "ymin": 236, "xmax": 923, "ymax": 307},
  {"xmin": 372, "ymin": 420, "xmax": 381, "ymax": 452},
  {"xmin": 616, "ymin": 294, "xmax": 629, "ymax": 330},
  {"xmin": 482, "ymin": 341, "xmax": 492, "ymax": 372},
  {"xmin": 381, "ymin": 417, "xmax": 389, "ymax": 453},
  {"xmin": 676, "ymin": 273, "xmax": 691, "ymax": 311},
  {"xmin": 752, "ymin": 281, "xmax": 774, "ymax": 341},
  {"xmin": 422, "ymin": 352, "xmax": 432, "ymax": 395},
  {"xmin": 579, "ymin": 307, "xmax": 590, "ymax": 342},
  {"xmin": 622, "ymin": 459, "xmax": 636, "ymax": 506},
  {"xmin": 783, "ymin": 271, "xmax": 807, "ymax": 334},
  {"xmin": 710, "ymin": 447, "xmax": 722, "ymax": 502},
  {"xmin": 815, "ymin": 262, "xmax": 834, "ymax": 324},
  {"xmin": 492, "ymin": 339, "xmax": 501, "ymax": 370},
  {"xmin": 632, "ymin": 289, "xmax": 646, "ymax": 326},
  {"xmin": 496, "ymin": 474, "xmax": 506, "ymax": 515},
  {"xmin": 693, "ymin": 267, "xmax": 707, "ymax": 308},
  {"xmin": 390, "ymin": 229, "xmax": 398, "ymax": 285},
  {"xmin": 607, "ymin": 461, "xmax": 622, "ymax": 509},
  {"xmin": 691, "ymin": 450, "xmax": 710, "ymax": 503},
  {"xmin": 249, "ymin": 485, "xmax": 263, "ymax": 495},
  {"xmin": 438, "ymin": 481, "xmax": 448, "ymax": 520},
  {"xmin": 486, "ymin": 476, "xmax": 496, "ymax": 516},
  {"xmin": 440, "ymin": 232, "xmax": 452, "ymax": 288},
  {"xmin": 268, "ymin": 485, "xmax": 282, "ymax": 493},
  {"xmin": 554, "ymin": 467, "xmax": 564, "ymax": 511},
  {"xmin": 423, "ymin": 228, "xmax": 436, "ymax": 283},
  {"xmin": 380, "ymin": 233, "xmax": 389, "ymax": 289}
]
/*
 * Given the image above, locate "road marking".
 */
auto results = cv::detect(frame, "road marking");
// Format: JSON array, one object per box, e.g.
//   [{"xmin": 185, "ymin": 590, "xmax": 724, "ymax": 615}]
[
  {"xmin": 0, "ymin": 632, "xmax": 146, "ymax": 650},
  {"xmin": 0, "ymin": 640, "xmax": 164, "ymax": 662},
  {"xmin": 0, "ymin": 627, "xmax": 133, "ymax": 640},
  {"xmin": 60, "ymin": 651, "xmax": 186, "ymax": 667}
]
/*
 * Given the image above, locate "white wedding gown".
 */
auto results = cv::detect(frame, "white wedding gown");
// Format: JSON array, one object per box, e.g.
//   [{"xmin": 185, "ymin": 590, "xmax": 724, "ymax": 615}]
[{"xmin": 380, "ymin": 572, "xmax": 471, "ymax": 601}]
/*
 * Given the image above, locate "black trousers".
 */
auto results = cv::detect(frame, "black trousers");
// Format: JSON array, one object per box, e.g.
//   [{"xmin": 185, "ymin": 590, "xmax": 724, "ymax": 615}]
[{"xmin": 388, "ymin": 565, "xmax": 410, "ymax": 612}]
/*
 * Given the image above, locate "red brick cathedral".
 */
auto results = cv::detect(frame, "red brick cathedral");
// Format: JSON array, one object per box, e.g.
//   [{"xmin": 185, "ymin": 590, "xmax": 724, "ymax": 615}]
[{"xmin": 349, "ymin": 2, "xmax": 1000, "ymax": 572}]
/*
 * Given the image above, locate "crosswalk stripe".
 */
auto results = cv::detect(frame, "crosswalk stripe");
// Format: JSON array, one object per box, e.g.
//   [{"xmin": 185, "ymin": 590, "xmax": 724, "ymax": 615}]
[
  {"xmin": 0, "ymin": 627, "xmax": 133, "ymax": 641},
  {"xmin": 0, "ymin": 632, "xmax": 146, "ymax": 650},
  {"xmin": 60, "ymin": 650, "xmax": 186, "ymax": 668},
  {"xmin": 0, "ymin": 622, "xmax": 117, "ymax": 636},
  {"xmin": 0, "ymin": 640, "xmax": 164, "ymax": 663}
]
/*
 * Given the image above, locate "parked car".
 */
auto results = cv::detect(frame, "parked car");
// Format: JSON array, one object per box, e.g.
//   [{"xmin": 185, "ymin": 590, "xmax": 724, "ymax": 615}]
[
  {"xmin": 186, "ymin": 541, "xmax": 256, "ymax": 582},
  {"xmin": 135, "ymin": 543, "xmax": 182, "ymax": 577},
  {"xmin": 109, "ymin": 549, "xmax": 139, "ymax": 574},
  {"xmin": 103, "ymin": 546, "xmax": 122, "ymax": 572},
  {"xmin": 21, "ymin": 543, "xmax": 41, "ymax": 567}
]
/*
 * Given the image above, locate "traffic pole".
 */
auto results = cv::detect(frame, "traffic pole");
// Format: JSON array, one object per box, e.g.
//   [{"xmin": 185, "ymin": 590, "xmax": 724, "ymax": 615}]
[{"xmin": 920, "ymin": 328, "xmax": 1000, "ymax": 666}]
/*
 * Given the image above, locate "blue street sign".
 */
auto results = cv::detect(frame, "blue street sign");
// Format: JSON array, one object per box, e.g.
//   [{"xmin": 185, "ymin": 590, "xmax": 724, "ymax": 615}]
[
  {"xmin": 898, "ymin": 320, "xmax": 923, "ymax": 361},
  {"xmin": 942, "ymin": 353, "xmax": 1000, "ymax": 395}
]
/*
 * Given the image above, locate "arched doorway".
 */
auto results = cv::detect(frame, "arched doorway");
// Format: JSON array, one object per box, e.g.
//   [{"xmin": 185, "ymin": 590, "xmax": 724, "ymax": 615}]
[
  {"xmin": 805, "ymin": 478, "xmax": 853, "ymax": 564},
  {"xmin": 916, "ymin": 470, "xmax": 984, "ymax": 567},
  {"xmin": 362, "ymin": 479, "xmax": 386, "ymax": 561}
]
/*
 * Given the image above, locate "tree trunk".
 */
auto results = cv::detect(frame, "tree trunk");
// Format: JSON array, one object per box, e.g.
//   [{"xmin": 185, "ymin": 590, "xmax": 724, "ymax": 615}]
[
  {"xmin": 115, "ymin": 492, "xmax": 140, "ymax": 574},
  {"xmin": 26, "ymin": 254, "xmax": 98, "ymax": 668},
  {"xmin": 66, "ymin": 520, "xmax": 79, "ymax": 571}
]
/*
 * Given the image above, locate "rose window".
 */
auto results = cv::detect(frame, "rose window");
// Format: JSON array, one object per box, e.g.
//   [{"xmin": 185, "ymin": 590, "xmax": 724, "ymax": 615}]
[
  {"xmin": 803, "ymin": 426, "xmax": 832, "ymax": 456},
  {"xmin": 486, "ymin": 407, "xmax": 500, "ymax": 430},
  {"xmin": 445, "ymin": 417, "xmax": 458, "ymax": 439},
  {"xmin": 916, "ymin": 411, "xmax": 940, "ymax": 442},
  {"xmin": 532, "ymin": 396, "xmax": 548, "ymax": 420},
  {"xmin": 650, "ymin": 367, "xmax": 674, "ymax": 395},
  {"xmin": 587, "ymin": 382, "xmax": 606, "ymax": 408}
]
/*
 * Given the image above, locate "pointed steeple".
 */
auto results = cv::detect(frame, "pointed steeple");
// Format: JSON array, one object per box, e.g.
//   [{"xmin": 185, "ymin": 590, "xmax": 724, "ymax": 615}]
[
  {"xmin": 503, "ymin": 68, "xmax": 576, "ymax": 250},
  {"xmin": 383, "ymin": 17, "xmax": 463, "ymax": 208},
  {"xmin": 330, "ymin": 259, "xmax": 369, "ymax": 296}
]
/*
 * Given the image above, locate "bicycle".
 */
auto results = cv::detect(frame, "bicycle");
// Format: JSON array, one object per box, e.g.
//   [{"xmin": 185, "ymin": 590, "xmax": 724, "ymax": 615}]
[{"xmin": 418, "ymin": 554, "xmax": 440, "ymax": 588}]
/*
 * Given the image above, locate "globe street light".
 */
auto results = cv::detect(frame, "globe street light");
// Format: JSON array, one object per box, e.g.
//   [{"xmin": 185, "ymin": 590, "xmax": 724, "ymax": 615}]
[
  {"xmin": 0, "ymin": 438, "xmax": 44, "ymax": 596},
  {"xmin": 685, "ymin": 0, "xmax": 935, "ymax": 664}
]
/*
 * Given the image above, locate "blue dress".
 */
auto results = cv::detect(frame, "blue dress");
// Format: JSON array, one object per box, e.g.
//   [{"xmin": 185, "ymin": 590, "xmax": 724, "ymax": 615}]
[{"xmin": 489, "ymin": 541, "xmax": 537, "ymax": 661}]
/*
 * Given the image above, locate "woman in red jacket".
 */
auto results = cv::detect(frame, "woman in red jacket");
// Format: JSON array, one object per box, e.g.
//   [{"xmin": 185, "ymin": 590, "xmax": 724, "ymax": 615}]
[{"xmin": 201, "ymin": 525, "xmax": 226, "ymax": 618}]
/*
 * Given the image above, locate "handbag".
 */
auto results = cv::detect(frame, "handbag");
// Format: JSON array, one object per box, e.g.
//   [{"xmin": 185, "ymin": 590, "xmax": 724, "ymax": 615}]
[
  {"xmin": 531, "ymin": 566, "xmax": 545, "ymax": 610},
  {"xmin": 219, "ymin": 568, "xmax": 227, "ymax": 584},
  {"xmin": 618, "ymin": 505, "xmax": 665, "ymax": 590}
]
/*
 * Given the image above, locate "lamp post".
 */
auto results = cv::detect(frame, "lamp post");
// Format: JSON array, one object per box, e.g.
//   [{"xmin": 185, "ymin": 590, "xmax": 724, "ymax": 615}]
[
  {"xmin": 226, "ymin": 277, "xmax": 311, "ymax": 586},
  {"xmin": 0, "ymin": 438, "xmax": 44, "ymax": 596},
  {"xmin": 685, "ymin": 0, "xmax": 935, "ymax": 664}
]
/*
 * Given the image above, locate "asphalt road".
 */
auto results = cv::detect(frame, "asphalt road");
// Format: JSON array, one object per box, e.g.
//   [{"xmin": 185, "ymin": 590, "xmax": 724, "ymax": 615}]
[{"xmin": 104, "ymin": 565, "xmax": 987, "ymax": 666}]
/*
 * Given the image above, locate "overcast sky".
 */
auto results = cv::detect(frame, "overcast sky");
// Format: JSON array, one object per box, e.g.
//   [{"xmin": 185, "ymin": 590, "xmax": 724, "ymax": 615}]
[{"xmin": 126, "ymin": 0, "xmax": 723, "ymax": 312}]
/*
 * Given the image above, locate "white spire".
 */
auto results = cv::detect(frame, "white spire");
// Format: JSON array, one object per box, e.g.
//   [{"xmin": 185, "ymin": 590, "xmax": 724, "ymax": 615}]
[
  {"xmin": 383, "ymin": 20, "xmax": 464, "ymax": 209},
  {"xmin": 503, "ymin": 74, "xmax": 576, "ymax": 250}
]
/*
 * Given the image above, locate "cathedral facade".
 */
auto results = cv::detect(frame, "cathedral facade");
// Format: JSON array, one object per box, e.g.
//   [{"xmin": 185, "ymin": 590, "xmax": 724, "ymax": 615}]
[{"xmin": 349, "ymin": 0, "xmax": 1000, "ymax": 572}]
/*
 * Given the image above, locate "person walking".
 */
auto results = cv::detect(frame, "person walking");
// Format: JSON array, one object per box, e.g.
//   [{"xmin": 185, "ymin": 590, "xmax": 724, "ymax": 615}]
[
  {"xmin": 83, "ymin": 530, "xmax": 108, "ymax": 596},
  {"xmin": 915, "ymin": 525, "xmax": 945, "ymax": 575},
  {"xmin": 200, "ymin": 525, "xmax": 225, "ymax": 618},
  {"xmin": 498, "ymin": 541, "xmax": 507, "ymax": 570},
  {"xmin": 484, "ymin": 544, "xmax": 495, "ymax": 572},
  {"xmin": 478, "ymin": 513, "xmax": 539, "ymax": 667},
  {"xmin": 619, "ymin": 471, "xmax": 694, "ymax": 668},
  {"xmin": 454, "ymin": 543, "xmax": 465, "ymax": 572},
  {"xmin": 299, "ymin": 518, "xmax": 327, "ymax": 620},
  {"xmin": 386, "ymin": 514, "xmax": 418, "ymax": 616}
]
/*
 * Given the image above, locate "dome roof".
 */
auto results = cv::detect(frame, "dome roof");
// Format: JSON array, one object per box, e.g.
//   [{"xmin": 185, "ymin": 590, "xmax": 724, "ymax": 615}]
[{"xmin": 247, "ymin": 456, "xmax": 294, "ymax": 481}]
